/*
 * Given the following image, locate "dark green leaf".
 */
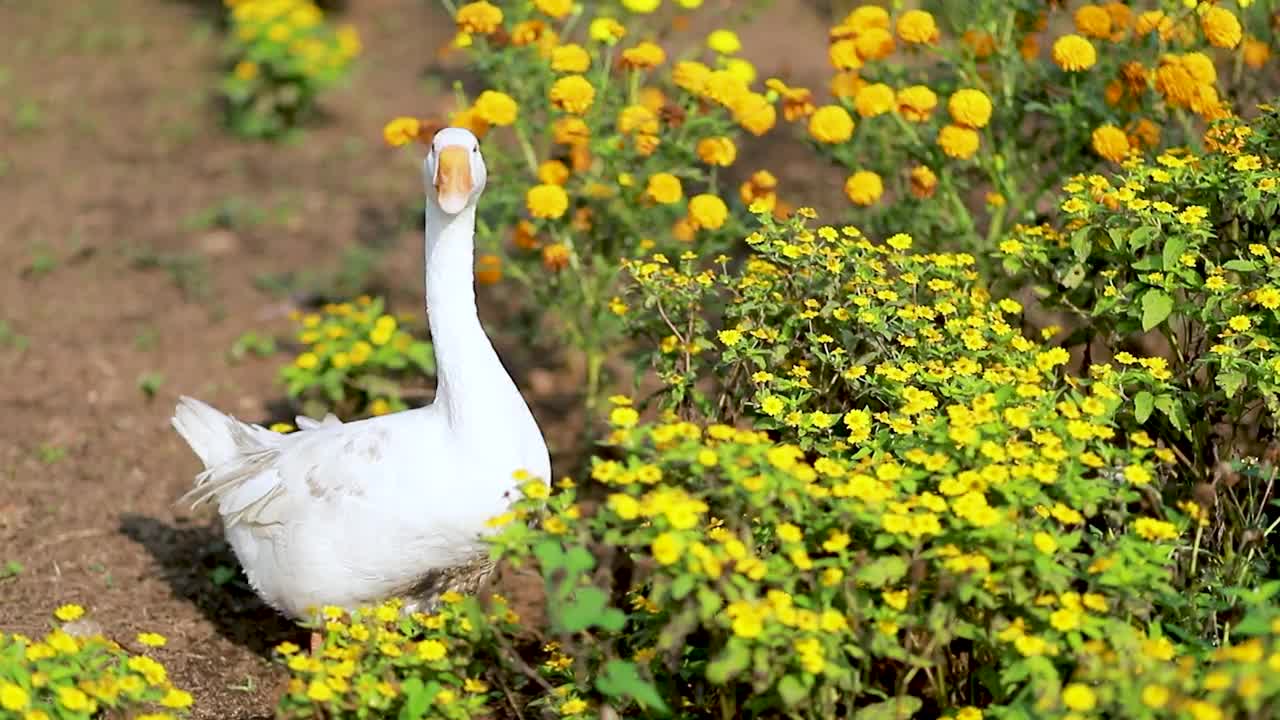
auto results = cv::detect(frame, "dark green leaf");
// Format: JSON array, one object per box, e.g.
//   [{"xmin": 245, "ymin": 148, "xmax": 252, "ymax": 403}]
[
  {"xmin": 706, "ymin": 639, "xmax": 751, "ymax": 683},
  {"xmin": 1161, "ymin": 237, "xmax": 1186, "ymax": 271},
  {"xmin": 855, "ymin": 556, "xmax": 908, "ymax": 587},
  {"xmin": 777, "ymin": 675, "xmax": 808, "ymax": 708},
  {"xmin": 854, "ymin": 696, "xmax": 924, "ymax": 720},
  {"xmin": 597, "ymin": 660, "xmax": 670, "ymax": 713},
  {"xmin": 1223, "ymin": 259, "xmax": 1258, "ymax": 272},
  {"xmin": 1216, "ymin": 370, "xmax": 1246, "ymax": 399}
]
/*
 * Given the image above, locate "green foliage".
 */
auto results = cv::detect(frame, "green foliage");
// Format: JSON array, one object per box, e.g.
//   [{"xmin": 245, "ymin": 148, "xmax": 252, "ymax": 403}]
[
  {"xmin": 0, "ymin": 606, "xmax": 193, "ymax": 718},
  {"xmin": 278, "ymin": 296, "xmax": 434, "ymax": 419},
  {"xmin": 220, "ymin": 0, "xmax": 359, "ymax": 139},
  {"xmin": 1003, "ymin": 108, "xmax": 1280, "ymax": 472}
]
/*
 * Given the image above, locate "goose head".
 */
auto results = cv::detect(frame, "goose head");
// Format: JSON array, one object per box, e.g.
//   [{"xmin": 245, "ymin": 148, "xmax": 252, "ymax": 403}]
[{"xmin": 425, "ymin": 127, "xmax": 488, "ymax": 216}]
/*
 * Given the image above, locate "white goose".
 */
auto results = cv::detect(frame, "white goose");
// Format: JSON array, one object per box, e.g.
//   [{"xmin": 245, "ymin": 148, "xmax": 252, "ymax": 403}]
[{"xmin": 171, "ymin": 128, "xmax": 550, "ymax": 633}]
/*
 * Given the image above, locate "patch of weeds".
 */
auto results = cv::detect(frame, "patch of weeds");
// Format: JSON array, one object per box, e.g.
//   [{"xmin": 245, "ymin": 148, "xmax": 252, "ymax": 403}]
[
  {"xmin": 0, "ymin": 560, "xmax": 22, "ymax": 580},
  {"xmin": 137, "ymin": 371, "xmax": 165, "ymax": 399},
  {"xmin": 25, "ymin": 245, "xmax": 57, "ymax": 277},
  {"xmin": 0, "ymin": 156, "xmax": 10, "ymax": 177},
  {"xmin": 36, "ymin": 444, "xmax": 67, "ymax": 464},
  {"xmin": 182, "ymin": 196, "xmax": 266, "ymax": 232},
  {"xmin": 229, "ymin": 331, "xmax": 277, "ymax": 362},
  {"xmin": 255, "ymin": 244, "xmax": 388, "ymax": 302},
  {"xmin": 0, "ymin": 320, "xmax": 29, "ymax": 351},
  {"xmin": 129, "ymin": 246, "xmax": 212, "ymax": 301},
  {"xmin": 12, "ymin": 99, "xmax": 43, "ymax": 132},
  {"xmin": 134, "ymin": 326, "xmax": 159, "ymax": 351}
]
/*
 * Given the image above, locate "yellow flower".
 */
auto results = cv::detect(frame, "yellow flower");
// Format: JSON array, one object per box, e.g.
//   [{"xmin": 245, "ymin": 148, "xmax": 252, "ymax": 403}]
[
  {"xmin": 160, "ymin": 689, "xmax": 193, "ymax": 709},
  {"xmin": 527, "ymin": 184, "xmax": 569, "ymax": 219},
  {"xmin": 808, "ymin": 105, "xmax": 854, "ymax": 143},
  {"xmin": 948, "ymin": 89, "xmax": 992, "ymax": 129},
  {"xmin": 1033, "ymin": 532, "xmax": 1058, "ymax": 554},
  {"xmin": 652, "ymin": 532, "xmax": 684, "ymax": 565},
  {"xmin": 533, "ymin": 0, "xmax": 572, "ymax": 19},
  {"xmin": 455, "ymin": 2, "xmax": 503, "ymax": 34},
  {"xmin": 896, "ymin": 85, "xmax": 937, "ymax": 122},
  {"xmin": 844, "ymin": 171, "xmax": 883, "ymax": 206},
  {"xmin": 1228, "ymin": 315, "xmax": 1251, "ymax": 332},
  {"xmin": 689, "ymin": 194, "xmax": 729, "ymax": 230},
  {"xmin": 1074, "ymin": 4, "xmax": 1112, "ymax": 39},
  {"xmin": 855, "ymin": 27, "xmax": 894, "ymax": 60},
  {"xmin": 1201, "ymin": 7, "xmax": 1242, "ymax": 49},
  {"xmin": 550, "ymin": 43, "xmax": 590, "ymax": 73},
  {"xmin": 1142, "ymin": 684, "xmax": 1170, "ymax": 709},
  {"xmin": 646, "ymin": 173, "xmax": 683, "ymax": 204},
  {"xmin": 233, "ymin": 60, "xmax": 258, "ymax": 81},
  {"xmin": 549, "ymin": 75, "xmax": 595, "ymax": 114},
  {"xmin": 621, "ymin": 41, "xmax": 665, "ymax": 70},
  {"xmin": 137, "ymin": 631, "xmax": 167, "ymax": 647},
  {"xmin": 542, "ymin": 243, "xmax": 570, "ymax": 271},
  {"xmin": 1062, "ymin": 684, "xmax": 1097, "ymax": 712},
  {"xmin": 896, "ymin": 10, "xmax": 939, "ymax": 44},
  {"xmin": 609, "ymin": 406, "xmax": 640, "ymax": 428},
  {"xmin": 854, "ymin": 83, "xmax": 895, "ymax": 118},
  {"xmin": 621, "ymin": 0, "xmax": 659, "ymax": 12},
  {"xmin": 588, "ymin": 17, "xmax": 626, "ymax": 44},
  {"xmin": 1091, "ymin": 124, "xmax": 1129, "ymax": 163},
  {"xmin": 382, "ymin": 116, "xmax": 421, "ymax": 147},
  {"xmin": 54, "ymin": 603, "xmax": 85, "ymax": 622},
  {"xmin": 57, "ymin": 687, "xmax": 95, "ymax": 712},
  {"xmin": 1052, "ymin": 34, "xmax": 1097, "ymax": 71},
  {"xmin": 0, "ymin": 683, "xmax": 29, "ymax": 711},
  {"xmin": 672, "ymin": 60, "xmax": 711, "ymax": 93},
  {"xmin": 417, "ymin": 639, "xmax": 447, "ymax": 661},
  {"xmin": 706, "ymin": 29, "xmax": 741, "ymax": 55},
  {"xmin": 560, "ymin": 697, "xmax": 590, "ymax": 715},
  {"xmin": 696, "ymin": 136, "xmax": 736, "ymax": 166},
  {"xmin": 1134, "ymin": 517, "xmax": 1178, "ymax": 541},
  {"xmin": 938, "ymin": 124, "xmax": 980, "ymax": 159},
  {"xmin": 473, "ymin": 90, "xmax": 517, "ymax": 126}
]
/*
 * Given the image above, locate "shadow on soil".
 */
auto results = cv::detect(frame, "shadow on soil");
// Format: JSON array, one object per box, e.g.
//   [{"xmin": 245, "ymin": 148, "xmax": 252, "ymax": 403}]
[{"xmin": 119, "ymin": 514, "xmax": 302, "ymax": 659}]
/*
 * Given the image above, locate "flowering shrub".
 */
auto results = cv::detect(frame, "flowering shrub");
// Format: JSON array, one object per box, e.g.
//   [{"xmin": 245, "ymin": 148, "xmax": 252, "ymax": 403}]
[
  {"xmin": 277, "ymin": 209, "xmax": 1280, "ymax": 718},
  {"xmin": 1002, "ymin": 106, "xmax": 1280, "ymax": 471},
  {"xmin": 220, "ymin": 0, "xmax": 360, "ymax": 138},
  {"xmin": 279, "ymin": 296, "xmax": 434, "ymax": 419},
  {"xmin": 0, "ymin": 605, "xmax": 192, "ymax": 718},
  {"xmin": 781, "ymin": 1, "xmax": 1275, "ymax": 255},
  {"xmin": 385, "ymin": 0, "xmax": 780, "ymax": 408}
]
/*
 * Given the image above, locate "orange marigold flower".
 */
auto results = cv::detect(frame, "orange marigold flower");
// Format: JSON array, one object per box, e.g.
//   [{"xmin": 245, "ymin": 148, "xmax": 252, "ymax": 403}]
[
  {"xmin": 552, "ymin": 116, "xmax": 589, "ymax": 145},
  {"xmin": 696, "ymin": 136, "xmax": 737, "ymax": 166},
  {"xmin": 948, "ymin": 88, "xmax": 992, "ymax": 129},
  {"xmin": 475, "ymin": 253, "xmax": 502, "ymax": 285},
  {"xmin": 450, "ymin": 106, "xmax": 490, "ymax": 139},
  {"xmin": 473, "ymin": 90, "xmax": 517, "ymax": 126},
  {"xmin": 896, "ymin": 85, "xmax": 937, "ymax": 122},
  {"xmin": 909, "ymin": 166, "xmax": 937, "ymax": 199},
  {"xmin": 938, "ymin": 124, "xmax": 980, "ymax": 159},
  {"xmin": 621, "ymin": 41, "xmax": 666, "ymax": 70},
  {"xmin": 842, "ymin": 5, "xmax": 889, "ymax": 32},
  {"xmin": 829, "ymin": 72, "xmax": 864, "ymax": 100},
  {"xmin": 896, "ymin": 10, "xmax": 939, "ymax": 44},
  {"xmin": 1052, "ymin": 34, "xmax": 1096, "ymax": 71},
  {"xmin": 513, "ymin": 219, "xmax": 540, "ymax": 250},
  {"xmin": 533, "ymin": 0, "xmax": 572, "ymax": 19},
  {"xmin": 1127, "ymin": 118, "xmax": 1160, "ymax": 150},
  {"xmin": 1181, "ymin": 52, "xmax": 1216, "ymax": 85},
  {"xmin": 542, "ymin": 243, "xmax": 570, "ymax": 271},
  {"xmin": 1243, "ymin": 39, "xmax": 1271, "ymax": 70},
  {"xmin": 455, "ymin": 1, "xmax": 502, "ymax": 34},
  {"xmin": 766, "ymin": 78, "xmax": 816, "ymax": 120},
  {"xmin": 1154, "ymin": 56, "xmax": 1198, "ymax": 108},
  {"xmin": 844, "ymin": 170, "xmax": 883, "ymax": 206},
  {"xmin": 855, "ymin": 27, "xmax": 895, "ymax": 61},
  {"xmin": 1135, "ymin": 11, "xmax": 1174, "ymax": 40},
  {"xmin": 527, "ymin": 184, "xmax": 569, "ymax": 219},
  {"xmin": 808, "ymin": 105, "xmax": 855, "ymax": 143},
  {"xmin": 672, "ymin": 60, "xmax": 711, "ymax": 92},
  {"xmin": 1091, "ymin": 124, "xmax": 1129, "ymax": 163},
  {"xmin": 854, "ymin": 83, "xmax": 895, "ymax": 118},
  {"xmin": 510, "ymin": 20, "xmax": 548, "ymax": 47},
  {"xmin": 1074, "ymin": 5, "xmax": 1112, "ymax": 39},
  {"xmin": 828, "ymin": 39, "xmax": 862, "ymax": 71},
  {"xmin": 382, "ymin": 116, "xmax": 421, "ymax": 147},
  {"xmin": 962, "ymin": 30, "xmax": 994, "ymax": 60},
  {"xmin": 646, "ymin": 173, "xmax": 683, "ymax": 204},
  {"xmin": 732, "ymin": 92, "xmax": 777, "ymax": 136},
  {"xmin": 1020, "ymin": 33, "xmax": 1040, "ymax": 60},
  {"xmin": 1105, "ymin": 2, "xmax": 1131, "ymax": 33},
  {"xmin": 549, "ymin": 75, "xmax": 595, "ymax": 114},
  {"xmin": 537, "ymin": 160, "xmax": 570, "ymax": 186},
  {"xmin": 617, "ymin": 104, "xmax": 659, "ymax": 135},
  {"xmin": 688, "ymin": 194, "xmax": 728, "ymax": 230},
  {"xmin": 739, "ymin": 170, "xmax": 778, "ymax": 208},
  {"xmin": 550, "ymin": 44, "xmax": 591, "ymax": 73},
  {"xmin": 1201, "ymin": 7, "xmax": 1242, "ymax": 49}
]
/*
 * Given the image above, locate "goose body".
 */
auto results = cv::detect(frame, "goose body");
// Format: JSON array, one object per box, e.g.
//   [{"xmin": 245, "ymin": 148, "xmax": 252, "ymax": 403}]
[{"xmin": 171, "ymin": 128, "xmax": 550, "ymax": 619}]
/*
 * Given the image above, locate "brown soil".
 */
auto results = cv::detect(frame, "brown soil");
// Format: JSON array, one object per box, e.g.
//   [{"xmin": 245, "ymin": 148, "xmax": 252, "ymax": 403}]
[{"xmin": 0, "ymin": 1, "xmax": 839, "ymax": 717}]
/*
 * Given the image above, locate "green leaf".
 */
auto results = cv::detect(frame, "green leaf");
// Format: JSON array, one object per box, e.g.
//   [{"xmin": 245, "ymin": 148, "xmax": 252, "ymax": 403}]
[
  {"xmin": 1216, "ymin": 370, "xmax": 1246, "ymax": 399},
  {"xmin": 1223, "ymin": 259, "xmax": 1258, "ymax": 272},
  {"xmin": 1141, "ymin": 290, "xmax": 1174, "ymax": 332},
  {"xmin": 706, "ymin": 639, "xmax": 751, "ymax": 683},
  {"xmin": 1129, "ymin": 225, "xmax": 1158, "ymax": 251},
  {"xmin": 1134, "ymin": 391, "xmax": 1154, "ymax": 424},
  {"xmin": 596, "ymin": 659, "xmax": 670, "ymax": 714},
  {"xmin": 854, "ymin": 696, "xmax": 924, "ymax": 720},
  {"xmin": 1070, "ymin": 227, "xmax": 1091, "ymax": 262},
  {"xmin": 1161, "ymin": 237, "xmax": 1186, "ymax": 271},
  {"xmin": 696, "ymin": 587, "xmax": 722, "ymax": 620},
  {"xmin": 399, "ymin": 678, "xmax": 435, "ymax": 720},
  {"xmin": 777, "ymin": 674, "xmax": 809, "ymax": 708},
  {"xmin": 1061, "ymin": 263, "xmax": 1086, "ymax": 290},
  {"xmin": 671, "ymin": 573, "xmax": 696, "ymax": 600},
  {"xmin": 557, "ymin": 586, "xmax": 626, "ymax": 633},
  {"xmin": 855, "ymin": 556, "xmax": 908, "ymax": 587},
  {"xmin": 1154, "ymin": 395, "xmax": 1188, "ymax": 433}
]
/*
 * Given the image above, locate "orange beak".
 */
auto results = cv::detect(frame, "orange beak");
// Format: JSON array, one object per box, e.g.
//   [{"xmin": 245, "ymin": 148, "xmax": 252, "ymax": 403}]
[{"xmin": 434, "ymin": 145, "xmax": 473, "ymax": 214}]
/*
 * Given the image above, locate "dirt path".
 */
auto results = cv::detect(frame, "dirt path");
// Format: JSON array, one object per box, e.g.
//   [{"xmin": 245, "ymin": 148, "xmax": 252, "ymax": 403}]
[{"xmin": 0, "ymin": 1, "xmax": 835, "ymax": 716}]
